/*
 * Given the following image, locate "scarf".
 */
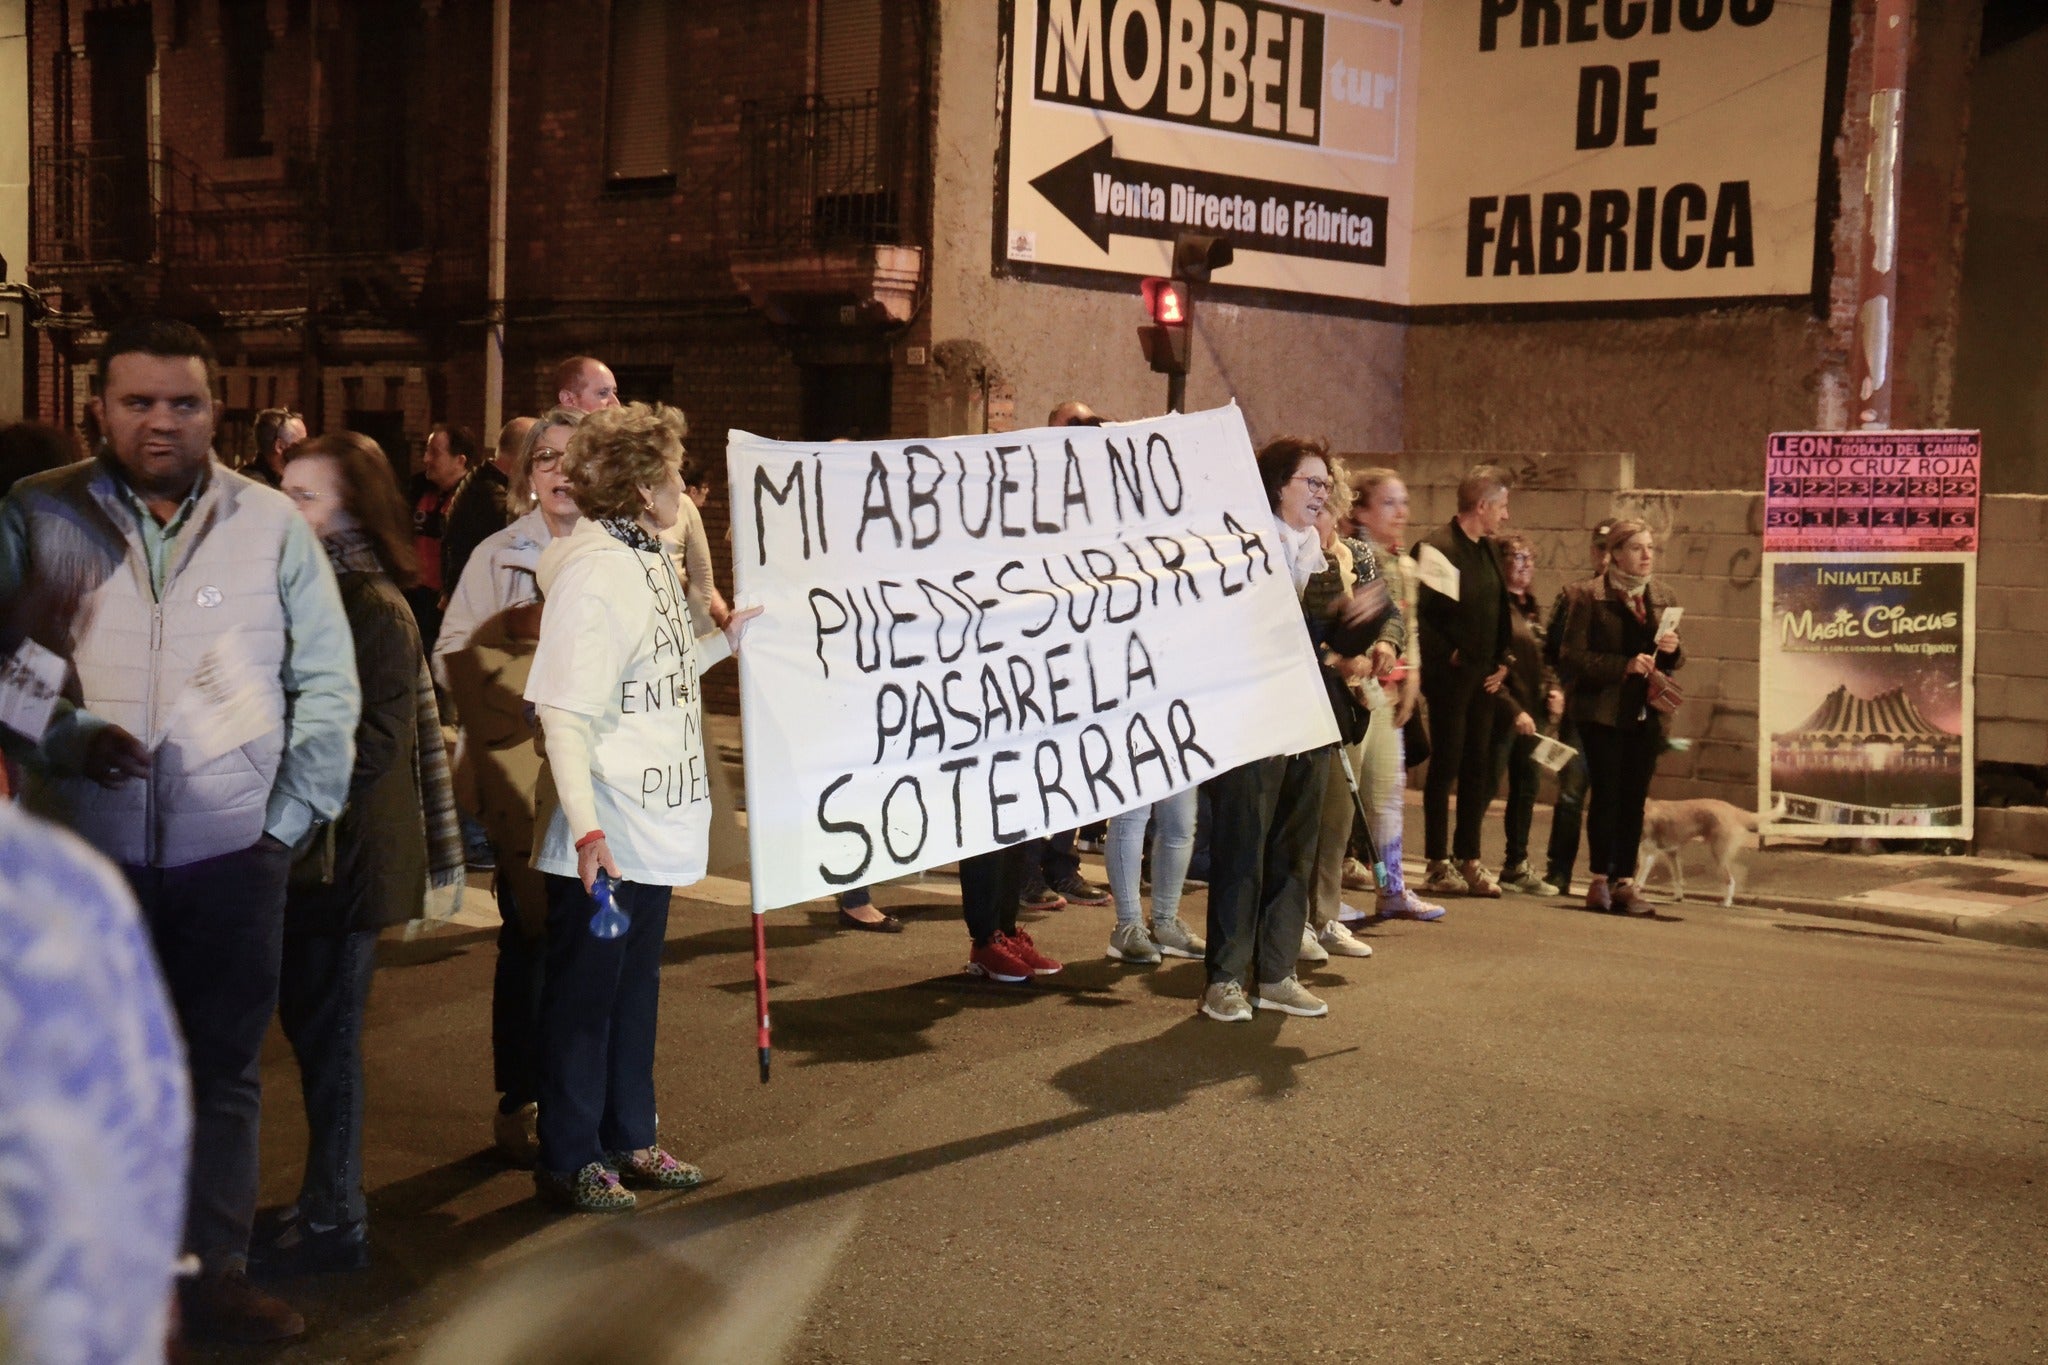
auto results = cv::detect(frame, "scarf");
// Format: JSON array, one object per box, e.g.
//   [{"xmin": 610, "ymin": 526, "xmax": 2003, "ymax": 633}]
[
  {"xmin": 598, "ymin": 515, "xmax": 663, "ymax": 554},
  {"xmin": 1607, "ymin": 567, "xmax": 1650, "ymax": 621},
  {"xmin": 322, "ymin": 531, "xmax": 467, "ymax": 924},
  {"xmin": 1276, "ymin": 518, "xmax": 1327, "ymax": 595}
]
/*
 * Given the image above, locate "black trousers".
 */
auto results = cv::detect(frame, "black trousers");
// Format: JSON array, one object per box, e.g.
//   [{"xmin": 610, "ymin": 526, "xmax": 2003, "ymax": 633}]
[
  {"xmin": 1421, "ymin": 666, "xmax": 1500, "ymax": 863},
  {"xmin": 535, "ymin": 873, "xmax": 670, "ymax": 1176},
  {"xmin": 959, "ymin": 844, "xmax": 1025, "ymax": 945},
  {"xmin": 1202, "ymin": 749, "xmax": 1329, "ymax": 987},
  {"xmin": 1018, "ymin": 830, "xmax": 1081, "ymax": 888},
  {"xmin": 1581, "ymin": 720, "xmax": 1661, "ymax": 880},
  {"xmin": 124, "ymin": 837, "xmax": 292, "ymax": 1272},
  {"xmin": 491, "ymin": 852, "xmax": 547, "ymax": 1112},
  {"xmin": 1544, "ymin": 713, "xmax": 1590, "ymax": 886},
  {"xmin": 1487, "ymin": 728, "xmax": 1541, "ymax": 869}
]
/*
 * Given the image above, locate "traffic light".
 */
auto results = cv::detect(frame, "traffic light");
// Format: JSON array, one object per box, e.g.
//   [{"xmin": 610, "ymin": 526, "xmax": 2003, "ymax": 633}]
[
  {"xmin": 1171, "ymin": 232, "xmax": 1234, "ymax": 283},
  {"xmin": 1138, "ymin": 277, "xmax": 1191, "ymax": 375}
]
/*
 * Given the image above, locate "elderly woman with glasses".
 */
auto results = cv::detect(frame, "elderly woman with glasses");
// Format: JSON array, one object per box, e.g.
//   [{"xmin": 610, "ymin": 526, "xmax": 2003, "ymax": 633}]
[
  {"xmin": 1198, "ymin": 435, "xmax": 1390, "ymax": 1024},
  {"xmin": 433, "ymin": 406, "xmax": 583, "ymax": 1164}
]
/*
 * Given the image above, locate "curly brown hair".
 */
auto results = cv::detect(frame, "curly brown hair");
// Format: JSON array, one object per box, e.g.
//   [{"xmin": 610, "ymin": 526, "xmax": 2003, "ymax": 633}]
[
  {"xmin": 563, "ymin": 402, "xmax": 687, "ymax": 521},
  {"xmin": 285, "ymin": 431, "xmax": 420, "ymax": 587}
]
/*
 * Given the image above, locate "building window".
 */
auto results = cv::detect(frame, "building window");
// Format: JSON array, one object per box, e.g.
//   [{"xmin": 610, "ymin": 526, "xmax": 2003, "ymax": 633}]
[
  {"xmin": 222, "ymin": 0, "xmax": 273, "ymax": 157},
  {"xmin": 606, "ymin": 0, "xmax": 673, "ymax": 184}
]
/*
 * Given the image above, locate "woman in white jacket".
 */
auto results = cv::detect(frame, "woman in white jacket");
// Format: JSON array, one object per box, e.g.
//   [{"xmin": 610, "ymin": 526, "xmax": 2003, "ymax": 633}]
[
  {"xmin": 523, "ymin": 403, "xmax": 756, "ymax": 1213},
  {"xmin": 433, "ymin": 406, "xmax": 581, "ymax": 1165}
]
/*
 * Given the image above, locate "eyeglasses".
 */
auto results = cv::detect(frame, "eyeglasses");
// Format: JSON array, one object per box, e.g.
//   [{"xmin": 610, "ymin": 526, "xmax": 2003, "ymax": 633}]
[
  {"xmin": 1291, "ymin": 475, "xmax": 1332, "ymax": 495},
  {"xmin": 532, "ymin": 449, "xmax": 567, "ymax": 471}
]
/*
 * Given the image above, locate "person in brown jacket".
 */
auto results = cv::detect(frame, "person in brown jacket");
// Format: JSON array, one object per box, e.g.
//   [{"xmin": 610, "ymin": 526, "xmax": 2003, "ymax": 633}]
[{"xmin": 1556, "ymin": 519, "xmax": 1684, "ymax": 914}]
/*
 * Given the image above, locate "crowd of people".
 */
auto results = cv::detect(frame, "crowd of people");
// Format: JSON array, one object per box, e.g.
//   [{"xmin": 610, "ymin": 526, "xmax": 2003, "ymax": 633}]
[{"xmin": 0, "ymin": 321, "xmax": 1685, "ymax": 1352}]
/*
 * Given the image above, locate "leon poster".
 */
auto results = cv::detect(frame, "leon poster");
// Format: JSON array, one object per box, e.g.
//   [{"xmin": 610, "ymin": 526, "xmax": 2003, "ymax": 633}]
[{"xmin": 1758, "ymin": 553, "xmax": 1974, "ymax": 839}]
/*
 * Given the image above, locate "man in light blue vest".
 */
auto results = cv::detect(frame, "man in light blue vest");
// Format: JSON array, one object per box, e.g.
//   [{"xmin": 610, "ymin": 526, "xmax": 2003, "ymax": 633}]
[{"xmin": 0, "ymin": 318, "xmax": 359, "ymax": 1345}]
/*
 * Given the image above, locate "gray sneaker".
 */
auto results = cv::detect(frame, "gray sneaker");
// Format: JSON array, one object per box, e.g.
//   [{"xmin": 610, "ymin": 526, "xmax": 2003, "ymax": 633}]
[
  {"xmin": 1253, "ymin": 976, "xmax": 1329, "ymax": 1017},
  {"xmin": 1199, "ymin": 980, "xmax": 1254, "ymax": 1022},
  {"xmin": 1105, "ymin": 920, "xmax": 1163, "ymax": 964},
  {"xmin": 1150, "ymin": 915, "xmax": 1205, "ymax": 959},
  {"xmin": 1499, "ymin": 862, "xmax": 1559, "ymax": 896}
]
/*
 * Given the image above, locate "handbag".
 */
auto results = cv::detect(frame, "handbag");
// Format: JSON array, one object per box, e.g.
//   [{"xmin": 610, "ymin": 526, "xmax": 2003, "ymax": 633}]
[
  {"xmin": 1646, "ymin": 669, "xmax": 1685, "ymax": 716},
  {"xmin": 1321, "ymin": 663, "xmax": 1370, "ymax": 746},
  {"xmin": 1402, "ymin": 708, "xmax": 1431, "ymax": 769}
]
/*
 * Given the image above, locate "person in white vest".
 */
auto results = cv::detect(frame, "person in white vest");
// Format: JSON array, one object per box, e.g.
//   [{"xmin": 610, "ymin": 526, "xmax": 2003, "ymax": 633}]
[
  {"xmin": 434, "ymin": 405, "xmax": 584, "ymax": 1165},
  {"xmin": 0, "ymin": 318, "xmax": 360, "ymax": 1345},
  {"xmin": 523, "ymin": 401, "xmax": 757, "ymax": 1213}
]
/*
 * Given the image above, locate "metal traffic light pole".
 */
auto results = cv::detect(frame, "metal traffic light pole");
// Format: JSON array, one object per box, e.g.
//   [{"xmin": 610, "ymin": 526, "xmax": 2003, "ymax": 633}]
[{"xmin": 1139, "ymin": 233, "xmax": 1232, "ymax": 416}]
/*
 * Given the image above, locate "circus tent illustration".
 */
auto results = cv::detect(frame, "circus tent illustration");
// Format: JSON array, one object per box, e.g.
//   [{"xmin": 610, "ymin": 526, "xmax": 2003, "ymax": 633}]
[{"xmin": 1772, "ymin": 685, "xmax": 1961, "ymax": 772}]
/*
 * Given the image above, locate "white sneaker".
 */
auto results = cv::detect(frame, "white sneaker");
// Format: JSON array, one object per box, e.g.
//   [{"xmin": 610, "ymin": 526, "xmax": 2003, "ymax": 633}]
[
  {"xmin": 1319, "ymin": 920, "xmax": 1374, "ymax": 958},
  {"xmin": 1298, "ymin": 925, "xmax": 1330, "ymax": 965},
  {"xmin": 1336, "ymin": 902, "xmax": 1372, "ymax": 924}
]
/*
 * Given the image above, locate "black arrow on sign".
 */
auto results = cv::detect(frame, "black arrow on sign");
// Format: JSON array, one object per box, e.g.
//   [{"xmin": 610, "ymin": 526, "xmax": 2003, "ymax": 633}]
[{"xmin": 1026, "ymin": 136, "xmax": 1387, "ymax": 268}]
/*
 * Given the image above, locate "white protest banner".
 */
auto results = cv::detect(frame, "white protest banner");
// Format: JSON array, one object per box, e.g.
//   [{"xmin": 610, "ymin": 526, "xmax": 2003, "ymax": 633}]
[{"xmin": 729, "ymin": 404, "xmax": 1340, "ymax": 912}]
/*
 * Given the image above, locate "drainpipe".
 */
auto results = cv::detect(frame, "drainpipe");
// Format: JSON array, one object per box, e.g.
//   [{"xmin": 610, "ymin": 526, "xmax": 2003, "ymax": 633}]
[
  {"xmin": 483, "ymin": 0, "xmax": 509, "ymax": 439},
  {"xmin": 1850, "ymin": 0, "xmax": 1913, "ymax": 430}
]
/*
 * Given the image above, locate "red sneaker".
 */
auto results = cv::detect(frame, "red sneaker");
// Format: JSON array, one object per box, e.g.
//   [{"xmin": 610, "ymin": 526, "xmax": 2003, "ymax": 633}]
[
  {"xmin": 1001, "ymin": 929, "xmax": 1064, "ymax": 975},
  {"xmin": 967, "ymin": 936, "xmax": 1033, "ymax": 983}
]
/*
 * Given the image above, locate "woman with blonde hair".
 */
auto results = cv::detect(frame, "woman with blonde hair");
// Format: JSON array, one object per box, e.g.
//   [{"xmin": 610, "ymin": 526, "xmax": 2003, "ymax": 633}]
[
  {"xmin": 523, "ymin": 402, "xmax": 757, "ymax": 1211},
  {"xmin": 1298, "ymin": 462, "xmax": 1404, "ymax": 962},
  {"xmin": 1349, "ymin": 468, "xmax": 1446, "ymax": 921},
  {"xmin": 434, "ymin": 405, "xmax": 583, "ymax": 1164},
  {"xmin": 1556, "ymin": 518, "xmax": 1684, "ymax": 914}
]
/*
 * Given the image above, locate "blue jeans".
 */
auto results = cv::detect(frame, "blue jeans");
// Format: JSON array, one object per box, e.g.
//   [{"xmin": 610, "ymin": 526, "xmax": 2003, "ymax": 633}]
[
  {"xmin": 1106, "ymin": 787, "xmax": 1198, "ymax": 928},
  {"xmin": 278, "ymin": 928, "xmax": 380, "ymax": 1227},
  {"xmin": 536, "ymin": 874, "xmax": 671, "ymax": 1176}
]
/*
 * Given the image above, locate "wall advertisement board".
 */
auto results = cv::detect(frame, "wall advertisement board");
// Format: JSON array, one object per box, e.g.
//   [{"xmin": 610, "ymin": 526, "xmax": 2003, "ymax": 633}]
[{"xmin": 996, "ymin": 0, "xmax": 1843, "ymax": 311}]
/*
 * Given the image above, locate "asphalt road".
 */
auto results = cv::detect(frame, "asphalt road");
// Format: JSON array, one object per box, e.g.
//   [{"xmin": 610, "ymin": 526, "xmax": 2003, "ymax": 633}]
[{"xmin": 224, "ymin": 876, "xmax": 2048, "ymax": 1364}]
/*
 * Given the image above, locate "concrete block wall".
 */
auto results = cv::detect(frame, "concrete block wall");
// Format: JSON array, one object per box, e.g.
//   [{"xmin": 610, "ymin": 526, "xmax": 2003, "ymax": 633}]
[{"xmin": 1350, "ymin": 454, "xmax": 2046, "ymax": 810}]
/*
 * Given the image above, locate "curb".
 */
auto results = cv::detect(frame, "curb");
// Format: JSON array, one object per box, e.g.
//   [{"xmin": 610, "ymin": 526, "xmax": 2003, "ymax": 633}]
[{"xmin": 1731, "ymin": 891, "xmax": 2048, "ymax": 952}]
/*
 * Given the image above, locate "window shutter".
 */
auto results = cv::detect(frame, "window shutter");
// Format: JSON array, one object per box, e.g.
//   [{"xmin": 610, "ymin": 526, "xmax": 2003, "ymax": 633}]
[
  {"xmin": 606, "ymin": 0, "xmax": 672, "ymax": 181},
  {"xmin": 817, "ymin": 0, "xmax": 882, "ymax": 102}
]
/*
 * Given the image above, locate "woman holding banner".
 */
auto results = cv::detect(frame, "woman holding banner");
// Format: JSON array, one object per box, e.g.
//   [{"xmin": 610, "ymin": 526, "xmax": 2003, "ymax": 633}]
[
  {"xmin": 1199, "ymin": 436, "xmax": 1360, "ymax": 1023},
  {"xmin": 1555, "ymin": 519, "xmax": 1683, "ymax": 915},
  {"xmin": 523, "ymin": 403, "xmax": 757, "ymax": 1211}
]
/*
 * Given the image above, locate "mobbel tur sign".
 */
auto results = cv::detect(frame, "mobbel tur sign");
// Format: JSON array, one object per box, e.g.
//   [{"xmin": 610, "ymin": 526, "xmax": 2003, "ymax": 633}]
[{"xmin": 996, "ymin": 0, "xmax": 1845, "ymax": 311}]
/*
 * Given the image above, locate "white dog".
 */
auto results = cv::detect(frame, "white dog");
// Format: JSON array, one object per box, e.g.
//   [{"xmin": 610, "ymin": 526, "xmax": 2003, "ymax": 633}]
[{"xmin": 1637, "ymin": 798, "xmax": 1758, "ymax": 907}]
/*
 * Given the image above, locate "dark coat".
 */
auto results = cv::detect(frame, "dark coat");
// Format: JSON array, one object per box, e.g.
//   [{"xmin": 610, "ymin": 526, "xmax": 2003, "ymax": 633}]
[
  {"xmin": 439, "ymin": 463, "xmax": 512, "ymax": 595},
  {"xmin": 1556, "ymin": 575, "xmax": 1686, "ymax": 730},
  {"xmin": 287, "ymin": 571, "xmax": 428, "ymax": 935},
  {"xmin": 1412, "ymin": 518, "xmax": 1512, "ymax": 679},
  {"xmin": 1496, "ymin": 590, "xmax": 1552, "ymax": 724}
]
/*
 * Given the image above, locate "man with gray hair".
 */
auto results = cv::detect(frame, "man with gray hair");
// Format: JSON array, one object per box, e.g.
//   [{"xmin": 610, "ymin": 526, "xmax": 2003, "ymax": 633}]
[{"xmin": 1414, "ymin": 465, "xmax": 1515, "ymax": 899}]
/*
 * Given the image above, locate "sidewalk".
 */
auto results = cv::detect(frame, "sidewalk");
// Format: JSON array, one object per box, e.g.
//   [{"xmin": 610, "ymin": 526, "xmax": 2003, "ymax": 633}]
[
  {"xmin": 1524, "ymin": 800, "xmax": 2048, "ymax": 951},
  {"xmin": 703, "ymin": 714, "xmax": 2048, "ymax": 952}
]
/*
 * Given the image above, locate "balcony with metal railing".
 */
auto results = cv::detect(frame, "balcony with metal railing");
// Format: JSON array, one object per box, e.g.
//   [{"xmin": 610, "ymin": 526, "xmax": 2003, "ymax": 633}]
[{"xmin": 730, "ymin": 91, "xmax": 924, "ymax": 328}]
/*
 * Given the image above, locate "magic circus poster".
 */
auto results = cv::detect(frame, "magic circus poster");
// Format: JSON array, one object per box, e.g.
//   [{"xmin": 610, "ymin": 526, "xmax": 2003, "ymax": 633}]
[{"xmin": 1759, "ymin": 553, "xmax": 1975, "ymax": 838}]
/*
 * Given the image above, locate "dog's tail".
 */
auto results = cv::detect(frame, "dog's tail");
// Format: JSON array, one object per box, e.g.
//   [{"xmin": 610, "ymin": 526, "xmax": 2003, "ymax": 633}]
[{"xmin": 1737, "ymin": 806, "xmax": 1760, "ymax": 832}]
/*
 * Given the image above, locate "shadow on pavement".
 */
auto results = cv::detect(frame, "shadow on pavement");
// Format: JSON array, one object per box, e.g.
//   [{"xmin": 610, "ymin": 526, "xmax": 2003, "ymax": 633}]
[{"xmin": 764, "ymin": 969, "xmax": 1128, "ymax": 1066}]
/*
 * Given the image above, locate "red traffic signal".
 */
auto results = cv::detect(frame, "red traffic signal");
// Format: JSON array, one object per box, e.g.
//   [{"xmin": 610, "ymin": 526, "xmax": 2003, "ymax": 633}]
[{"xmin": 1141, "ymin": 277, "xmax": 1189, "ymax": 327}]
